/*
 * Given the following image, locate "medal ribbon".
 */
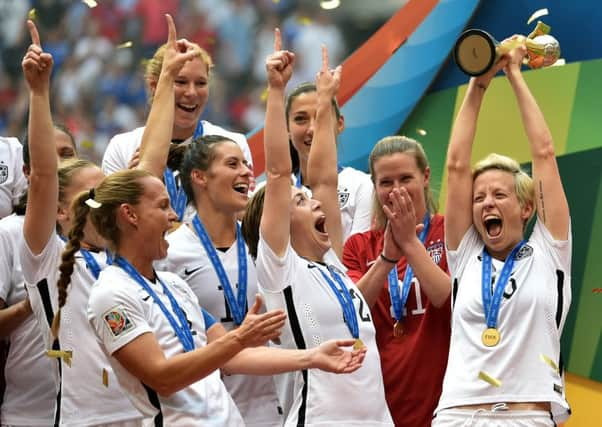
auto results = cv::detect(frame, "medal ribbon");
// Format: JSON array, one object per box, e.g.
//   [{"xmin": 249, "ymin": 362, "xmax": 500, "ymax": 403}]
[
  {"xmin": 481, "ymin": 240, "xmax": 525, "ymax": 329},
  {"xmin": 315, "ymin": 264, "xmax": 359, "ymax": 339},
  {"xmin": 163, "ymin": 168, "xmax": 187, "ymax": 221},
  {"xmin": 79, "ymin": 248, "xmax": 112, "ymax": 280},
  {"xmin": 388, "ymin": 213, "xmax": 431, "ymax": 322},
  {"xmin": 114, "ymin": 256, "xmax": 195, "ymax": 351},
  {"xmin": 192, "ymin": 216, "xmax": 248, "ymax": 325}
]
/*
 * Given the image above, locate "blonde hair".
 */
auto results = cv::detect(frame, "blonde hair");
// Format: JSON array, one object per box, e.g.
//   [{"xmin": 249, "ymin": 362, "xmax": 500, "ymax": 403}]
[
  {"xmin": 144, "ymin": 42, "xmax": 213, "ymax": 102},
  {"xmin": 369, "ymin": 136, "xmax": 437, "ymax": 230},
  {"xmin": 472, "ymin": 153, "xmax": 535, "ymax": 220}
]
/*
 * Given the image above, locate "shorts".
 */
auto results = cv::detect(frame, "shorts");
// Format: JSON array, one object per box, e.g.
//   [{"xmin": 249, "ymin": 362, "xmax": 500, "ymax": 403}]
[{"xmin": 432, "ymin": 407, "xmax": 556, "ymax": 427}]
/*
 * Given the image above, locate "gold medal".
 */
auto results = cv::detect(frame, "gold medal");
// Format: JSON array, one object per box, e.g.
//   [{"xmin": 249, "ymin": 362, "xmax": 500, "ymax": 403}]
[
  {"xmin": 353, "ymin": 338, "xmax": 365, "ymax": 350},
  {"xmin": 481, "ymin": 328, "xmax": 500, "ymax": 347},
  {"xmin": 393, "ymin": 321, "xmax": 404, "ymax": 338}
]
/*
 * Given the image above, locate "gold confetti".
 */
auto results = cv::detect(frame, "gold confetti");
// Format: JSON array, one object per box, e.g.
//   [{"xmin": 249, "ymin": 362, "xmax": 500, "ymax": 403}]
[
  {"xmin": 116, "ymin": 41, "xmax": 133, "ymax": 49},
  {"xmin": 527, "ymin": 8, "xmax": 549, "ymax": 26},
  {"xmin": 82, "ymin": 0, "xmax": 98, "ymax": 8},
  {"xmin": 478, "ymin": 370, "xmax": 501, "ymax": 387},
  {"xmin": 102, "ymin": 368, "xmax": 109, "ymax": 387},
  {"xmin": 298, "ymin": 16, "xmax": 312, "ymax": 26},
  {"xmin": 28, "ymin": 8, "xmax": 36, "ymax": 21},
  {"xmin": 46, "ymin": 349, "xmax": 73, "ymax": 367},
  {"xmin": 260, "ymin": 87, "xmax": 268, "ymax": 102},
  {"xmin": 540, "ymin": 354, "xmax": 559, "ymax": 373},
  {"xmin": 81, "ymin": 140, "xmax": 94, "ymax": 149},
  {"xmin": 416, "ymin": 128, "xmax": 427, "ymax": 136}
]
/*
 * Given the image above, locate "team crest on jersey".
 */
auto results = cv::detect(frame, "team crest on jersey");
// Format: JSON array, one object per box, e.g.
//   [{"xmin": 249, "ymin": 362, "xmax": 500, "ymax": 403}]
[
  {"xmin": 338, "ymin": 188, "xmax": 349, "ymax": 207},
  {"xmin": 515, "ymin": 244, "xmax": 533, "ymax": 260},
  {"xmin": 427, "ymin": 241, "xmax": 444, "ymax": 265},
  {"xmin": 0, "ymin": 163, "xmax": 8, "ymax": 184},
  {"xmin": 103, "ymin": 306, "xmax": 134, "ymax": 337}
]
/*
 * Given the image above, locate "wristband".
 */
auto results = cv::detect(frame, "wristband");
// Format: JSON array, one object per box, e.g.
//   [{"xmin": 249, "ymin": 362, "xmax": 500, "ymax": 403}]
[{"xmin": 380, "ymin": 253, "xmax": 399, "ymax": 264}]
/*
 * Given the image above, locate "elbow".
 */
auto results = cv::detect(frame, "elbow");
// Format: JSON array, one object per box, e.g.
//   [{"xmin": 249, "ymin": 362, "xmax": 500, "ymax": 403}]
[
  {"xmin": 446, "ymin": 157, "xmax": 469, "ymax": 175},
  {"xmin": 532, "ymin": 137, "xmax": 556, "ymax": 160},
  {"xmin": 150, "ymin": 378, "xmax": 179, "ymax": 398}
]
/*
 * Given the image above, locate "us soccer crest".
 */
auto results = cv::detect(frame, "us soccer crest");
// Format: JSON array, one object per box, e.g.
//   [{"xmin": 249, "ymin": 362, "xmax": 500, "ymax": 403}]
[
  {"xmin": 427, "ymin": 241, "xmax": 444, "ymax": 265},
  {"xmin": 338, "ymin": 187, "xmax": 349, "ymax": 207},
  {"xmin": 0, "ymin": 163, "xmax": 8, "ymax": 184}
]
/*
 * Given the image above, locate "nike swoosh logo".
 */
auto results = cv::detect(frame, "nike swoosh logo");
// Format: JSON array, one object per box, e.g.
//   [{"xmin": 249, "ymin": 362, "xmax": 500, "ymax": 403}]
[
  {"xmin": 142, "ymin": 295, "xmax": 151, "ymax": 301},
  {"xmin": 184, "ymin": 266, "xmax": 203, "ymax": 276}
]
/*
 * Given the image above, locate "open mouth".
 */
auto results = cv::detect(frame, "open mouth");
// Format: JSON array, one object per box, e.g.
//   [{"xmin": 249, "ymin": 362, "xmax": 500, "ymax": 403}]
[
  {"xmin": 233, "ymin": 183, "xmax": 249, "ymax": 194},
  {"xmin": 484, "ymin": 217, "xmax": 502, "ymax": 238},
  {"xmin": 177, "ymin": 103, "xmax": 198, "ymax": 113},
  {"xmin": 315, "ymin": 215, "xmax": 327, "ymax": 234}
]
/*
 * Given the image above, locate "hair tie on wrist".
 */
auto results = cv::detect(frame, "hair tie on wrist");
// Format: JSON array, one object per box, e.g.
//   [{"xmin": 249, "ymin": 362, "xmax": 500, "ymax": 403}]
[
  {"xmin": 84, "ymin": 188, "xmax": 102, "ymax": 209},
  {"xmin": 380, "ymin": 253, "xmax": 399, "ymax": 264}
]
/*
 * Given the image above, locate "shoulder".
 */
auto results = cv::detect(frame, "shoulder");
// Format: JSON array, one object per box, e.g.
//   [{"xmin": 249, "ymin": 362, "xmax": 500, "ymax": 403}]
[
  {"xmin": 0, "ymin": 136, "xmax": 22, "ymax": 152},
  {"xmin": 339, "ymin": 167, "xmax": 371, "ymax": 183},
  {"xmin": 105, "ymin": 127, "xmax": 145, "ymax": 152},
  {"xmin": 202, "ymin": 121, "xmax": 248, "ymax": 144},
  {"xmin": 0, "ymin": 213, "xmax": 24, "ymax": 235}
]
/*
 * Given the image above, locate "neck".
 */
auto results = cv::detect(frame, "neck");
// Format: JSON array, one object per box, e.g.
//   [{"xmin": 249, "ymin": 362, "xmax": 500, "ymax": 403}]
[
  {"xmin": 486, "ymin": 238, "xmax": 523, "ymax": 261},
  {"xmin": 195, "ymin": 200, "xmax": 238, "ymax": 247},
  {"xmin": 172, "ymin": 124, "xmax": 195, "ymax": 141},
  {"xmin": 117, "ymin": 244, "xmax": 155, "ymax": 280}
]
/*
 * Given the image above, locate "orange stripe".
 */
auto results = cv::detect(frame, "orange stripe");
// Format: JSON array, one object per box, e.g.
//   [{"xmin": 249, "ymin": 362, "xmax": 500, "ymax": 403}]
[{"xmin": 249, "ymin": 0, "xmax": 439, "ymax": 176}]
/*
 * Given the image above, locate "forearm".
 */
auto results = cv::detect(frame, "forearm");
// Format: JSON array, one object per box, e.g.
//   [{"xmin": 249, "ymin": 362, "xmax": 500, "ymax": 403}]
[
  {"xmin": 400, "ymin": 238, "xmax": 450, "ymax": 307},
  {"xmin": 306, "ymin": 96, "xmax": 337, "ymax": 189},
  {"xmin": 264, "ymin": 87, "xmax": 291, "ymax": 178},
  {"xmin": 0, "ymin": 300, "xmax": 32, "ymax": 337},
  {"xmin": 28, "ymin": 90, "xmax": 56, "ymax": 175},
  {"xmin": 223, "ymin": 346, "xmax": 313, "ymax": 376},
  {"xmin": 356, "ymin": 256, "xmax": 397, "ymax": 308},
  {"xmin": 138, "ymin": 73, "xmax": 175, "ymax": 177}
]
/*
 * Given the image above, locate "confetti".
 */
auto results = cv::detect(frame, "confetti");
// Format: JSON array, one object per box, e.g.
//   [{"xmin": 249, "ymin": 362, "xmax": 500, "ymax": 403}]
[
  {"xmin": 416, "ymin": 128, "xmax": 427, "ymax": 136},
  {"xmin": 28, "ymin": 8, "xmax": 36, "ymax": 21},
  {"xmin": 298, "ymin": 16, "xmax": 312, "ymax": 26},
  {"xmin": 527, "ymin": 8, "xmax": 549, "ymax": 26},
  {"xmin": 46, "ymin": 349, "xmax": 73, "ymax": 367},
  {"xmin": 478, "ymin": 370, "xmax": 501, "ymax": 387},
  {"xmin": 551, "ymin": 58, "xmax": 566, "ymax": 67},
  {"xmin": 102, "ymin": 368, "xmax": 109, "ymax": 387},
  {"xmin": 540, "ymin": 354, "xmax": 559, "ymax": 373},
  {"xmin": 320, "ymin": 0, "xmax": 341, "ymax": 10},
  {"xmin": 116, "ymin": 41, "xmax": 133, "ymax": 49},
  {"xmin": 260, "ymin": 87, "xmax": 268, "ymax": 102}
]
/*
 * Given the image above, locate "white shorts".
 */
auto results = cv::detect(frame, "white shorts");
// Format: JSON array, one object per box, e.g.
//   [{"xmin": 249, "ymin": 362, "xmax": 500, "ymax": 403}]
[{"xmin": 432, "ymin": 408, "xmax": 556, "ymax": 427}]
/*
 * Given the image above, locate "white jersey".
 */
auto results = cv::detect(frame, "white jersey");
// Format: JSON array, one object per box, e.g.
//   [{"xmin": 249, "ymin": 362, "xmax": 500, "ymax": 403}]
[
  {"xmin": 0, "ymin": 136, "xmax": 27, "ymax": 219},
  {"xmin": 19, "ymin": 236, "xmax": 143, "ymax": 426},
  {"xmin": 256, "ymin": 236, "xmax": 393, "ymax": 427},
  {"xmin": 0, "ymin": 214, "xmax": 58, "ymax": 426},
  {"xmin": 436, "ymin": 220, "xmax": 572, "ymax": 423},
  {"xmin": 101, "ymin": 122, "xmax": 254, "ymax": 175},
  {"xmin": 88, "ymin": 266, "xmax": 244, "ymax": 427},
  {"xmin": 159, "ymin": 223, "xmax": 283, "ymax": 426}
]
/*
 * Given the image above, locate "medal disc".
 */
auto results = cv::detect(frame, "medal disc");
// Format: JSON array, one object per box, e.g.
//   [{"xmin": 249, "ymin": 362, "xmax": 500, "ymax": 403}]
[{"xmin": 482, "ymin": 328, "xmax": 500, "ymax": 347}]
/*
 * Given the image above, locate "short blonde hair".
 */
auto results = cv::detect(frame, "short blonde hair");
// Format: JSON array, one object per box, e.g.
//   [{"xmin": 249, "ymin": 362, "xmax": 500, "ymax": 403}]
[{"xmin": 473, "ymin": 153, "xmax": 535, "ymax": 222}]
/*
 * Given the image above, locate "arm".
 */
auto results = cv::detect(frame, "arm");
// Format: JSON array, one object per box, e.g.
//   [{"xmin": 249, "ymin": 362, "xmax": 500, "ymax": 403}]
[
  {"xmin": 306, "ymin": 46, "xmax": 343, "ymax": 257},
  {"xmin": 112, "ymin": 295, "xmax": 286, "ymax": 397},
  {"xmin": 260, "ymin": 29, "xmax": 296, "ymax": 257},
  {"xmin": 137, "ymin": 14, "xmax": 198, "ymax": 177},
  {"xmin": 21, "ymin": 21, "xmax": 57, "ymax": 254},
  {"xmin": 0, "ymin": 297, "xmax": 32, "ymax": 337},
  {"xmin": 505, "ymin": 47, "xmax": 569, "ymax": 240}
]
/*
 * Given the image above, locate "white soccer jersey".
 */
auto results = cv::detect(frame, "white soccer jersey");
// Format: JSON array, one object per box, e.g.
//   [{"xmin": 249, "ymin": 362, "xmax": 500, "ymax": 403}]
[
  {"xmin": 88, "ymin": 266, "xmax": 244, "ymax": 427},
  {"xmin": 0, "ymin": 136, "xmax": 27, "ymax": 219},
  {"xmin": 159, "ymin": 223, "xmax": 283, "ymax": 426},
  {"xmin": 256, "ymin": 236, "xmax": 394, "ymax": 427},
  {"xmin": 101, "ymin": 122, "xmax": 254, "ymax": 175},
  {"xmin": 19, "ymin": 236, "xmax": 143, "ymax": 426},
  {"xmin": 435, "ymin": 220, "xmax": 572, "ymax": 423},
  {"xmin": 0, "ymin": 214, "xmax": 58, "ymax": 426}
]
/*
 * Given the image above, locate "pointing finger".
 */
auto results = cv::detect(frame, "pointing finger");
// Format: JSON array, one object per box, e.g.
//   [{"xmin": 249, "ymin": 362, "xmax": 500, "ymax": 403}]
[
  {"xmin": 27, "ymin": 20, "xmax": 41, "ymax": 46},
  {"xmin": 165, "ymin": 14, "xmax": 176, "ymax": 46},
  {"xmin": 274, "ymin": 27, "xmax": 282, "ymax": 52},
  {"xmin": 321, "ymin": 44, "xmax": 329, "ymax": 73}
]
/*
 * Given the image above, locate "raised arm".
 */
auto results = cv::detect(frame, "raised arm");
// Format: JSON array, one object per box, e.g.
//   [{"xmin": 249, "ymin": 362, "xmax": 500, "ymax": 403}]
[
  {"xmin": 21, "ymin": 20, "xmax": 58, "ymax": 254},
  {"xmin": 137, "ymin": 14, "xmax": 198, "ymax": 177},
  {"xmin": 505, "ymin": 42, "xmax": 569, "ymax": 239},
  {"xmin": 260, "ymin": 29, "xmax": 296, "ymax": 257},
  {"xmin": 445, "ymin": 59, "xmax": 508, "ymax": 249},
  {"xmin": 306, "ymin": 46, "xmax": 343, "ymax": 257}
]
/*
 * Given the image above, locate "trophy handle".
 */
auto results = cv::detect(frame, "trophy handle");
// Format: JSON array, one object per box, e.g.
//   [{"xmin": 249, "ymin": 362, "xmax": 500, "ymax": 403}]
[{"xmin": 453, "ymin": 29, "xmax": 498, "ymax": 77}]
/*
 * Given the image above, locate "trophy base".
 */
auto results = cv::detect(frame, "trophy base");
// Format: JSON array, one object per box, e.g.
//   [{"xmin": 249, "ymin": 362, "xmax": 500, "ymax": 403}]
[{"xmin": 453, "ymin": 29, "xmax": 497, "ymax": 76}]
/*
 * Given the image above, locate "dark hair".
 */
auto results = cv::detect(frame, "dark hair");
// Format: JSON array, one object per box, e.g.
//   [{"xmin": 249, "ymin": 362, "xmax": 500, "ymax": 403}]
[
  {"xmin": 241, "ymin": 185, "xmax": 266, "ymax": 260},
  {"xmin": 22, "ymin": 123, "xmax": 77, "ymax": 167},
  {"xmin": 284, "ymin": 82, "xmax": 342, "ymax": 175},
  {"xmin": 169, "ymin": 135, "xmax": 237, "ymax": 203}
]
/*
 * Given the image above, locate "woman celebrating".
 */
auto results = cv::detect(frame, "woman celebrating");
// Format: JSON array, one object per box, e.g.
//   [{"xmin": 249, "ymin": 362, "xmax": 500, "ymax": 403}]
[
  {"xmin": 285, "ymin": 82, "xmax": 373, "ymax": 242},
  {"xmin": 433, "ymin": 40, "xmax": 571, "ymax": 425},
  {"xmin": 242, "ymin": 31, "xmax": 394, "ymax": 426},
  {"xmin": 343, "ymin": 135, "xmax": 451, "ymax": 427}
]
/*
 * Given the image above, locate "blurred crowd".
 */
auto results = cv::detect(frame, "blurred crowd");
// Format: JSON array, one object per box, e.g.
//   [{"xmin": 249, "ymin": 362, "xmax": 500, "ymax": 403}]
[{"xmin": 0, "ymin": 0, "xmax": 360, "ymax": 163}]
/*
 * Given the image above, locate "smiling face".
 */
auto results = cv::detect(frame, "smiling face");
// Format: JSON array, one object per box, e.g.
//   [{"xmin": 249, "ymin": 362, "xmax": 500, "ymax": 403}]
[
  {"xmin": 289, "ymin": 187, "xmax": 330, "ymax": 260},
  {"xmin": 372, "ymin": 152, "xmax": 430, "ymax": 222},
  {"xmin": 194, "ymin": 141, "xmax": 252, "ymax": 214},
  {"xmin": 287, "ymin": 90, "xmax": 344, "ymax": 166},
  {"xmin": 472, "ymin": 169, "xmax": 533, "ymax": 259}
]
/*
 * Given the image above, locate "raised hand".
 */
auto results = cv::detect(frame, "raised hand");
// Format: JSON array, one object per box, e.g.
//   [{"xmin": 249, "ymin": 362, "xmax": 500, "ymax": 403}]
[
  {"xmin": 316, "ymin": 45, "xmax": 342, "ymax": 101},
  {"xmin": 22, "ymin": 20, "xmax": 53, "ymax": 93},
  {"xmin": 502, "ymin": 35, "xmax": 528, "ymax": 74},
  {"xmin": 383, "ymin": 187, "xmax": 424, "ymax": 251},
  {"xmin": 234, "ymin": 294, "xmax": 287, "ymax": 348},
  {"xmin": 310, "ymin": 339, "xmax": 367, "ymax": 374},
  {"xmin": 161, "ymin": 14, "xmax": 199, "ymax": 79},
  {"xmin": 266, "ymin": 28, "xmax": 295, "ymax": 89}
]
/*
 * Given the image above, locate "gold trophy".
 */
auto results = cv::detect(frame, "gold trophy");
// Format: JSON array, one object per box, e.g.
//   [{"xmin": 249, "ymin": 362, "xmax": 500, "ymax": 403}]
[{"xmin": 453, "ymin": 21, "xmax": 560, "ymax": 76}]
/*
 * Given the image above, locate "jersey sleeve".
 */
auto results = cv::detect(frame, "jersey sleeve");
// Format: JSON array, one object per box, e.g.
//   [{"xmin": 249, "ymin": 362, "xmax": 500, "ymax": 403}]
[
  {"xmin": 101, "ymin": 134, "xmax": 128, "ymax": 175},
  {"xmin": 19, "ymin": 235, "xmax": 61, "ymax": 287},
  {"xmin": 342, "ymin": 233, "xmax": 368, "ymax": 283},
  {"xmin": 530, "ymin": 218, "xmax": 572, "ymax": 273},
  {"xmin": 348, "ymin": 174, "xmax": 373, "ymax": 237},
  {"xmin": 255, "ymin": 234, "xmax": 295, "ymax": 293},
  {"xmin": 0, "ymin": 224, "xmax": 13, "ymax": 300},
  {"xmin": 87, "ymin": 280, "xmax": 153, "ymax": 355},
  {"xmin": 445, "ymin": 225, "xmax": 482, "ymax": 280}
]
